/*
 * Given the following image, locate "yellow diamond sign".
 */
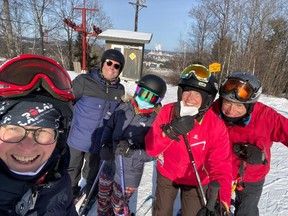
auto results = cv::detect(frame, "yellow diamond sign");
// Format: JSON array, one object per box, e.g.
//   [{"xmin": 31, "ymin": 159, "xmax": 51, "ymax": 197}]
[{"xmin": 129, "ymin": 53, "xmax": 136, "ymax": 60}]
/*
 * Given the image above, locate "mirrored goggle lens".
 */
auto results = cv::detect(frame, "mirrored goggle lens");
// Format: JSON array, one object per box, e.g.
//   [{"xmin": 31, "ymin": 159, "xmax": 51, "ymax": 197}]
[
  {"xmin": 0, "ymin": 58, "xmax": 72, "ymax": 90},
  {"xmin": 105, "ymin": 60, "xmax": 120, "ymax": 70},
  {"xmin": 136, "ymin": 86, "xmax": 160, "ymax": 104},
  {"xmin": 181, "ymin": 64, "xmax": 211, "ymax": 82},
  {"xmin": 222, "ymin": 78, "xmax": 254, "ymax": 100}
]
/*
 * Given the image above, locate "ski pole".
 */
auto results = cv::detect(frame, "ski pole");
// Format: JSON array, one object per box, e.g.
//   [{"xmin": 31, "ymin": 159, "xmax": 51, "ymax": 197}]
[
  {"xmin": 183, "ymin": 135, "xmax": 207, "ymax": 206},
  {"xmin": 79, "ymin": 160, "xmax": 106, "ymax": 216},
  {"xmin": 119, "ymin": 154, "xmax": 129, "ymax": 216}
]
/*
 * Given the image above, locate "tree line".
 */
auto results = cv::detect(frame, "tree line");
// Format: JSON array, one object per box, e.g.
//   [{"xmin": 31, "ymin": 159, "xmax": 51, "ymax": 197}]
[
  {"xmin": 0, "ymin": 0, "xmax": 287, "ymax": 98},
  {"xmin": 172, "ymin": 0, "xmax": 288, "ymax": 97},
  {"xmin": 0, "ymin": 0, "xmax": 110, "ymax": 70}
]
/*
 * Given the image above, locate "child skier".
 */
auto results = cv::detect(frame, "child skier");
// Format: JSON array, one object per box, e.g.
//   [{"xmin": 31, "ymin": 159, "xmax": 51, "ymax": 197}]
[{"xmin": 97, "ymin": 74, "xmax": 167, "ymax": 216}]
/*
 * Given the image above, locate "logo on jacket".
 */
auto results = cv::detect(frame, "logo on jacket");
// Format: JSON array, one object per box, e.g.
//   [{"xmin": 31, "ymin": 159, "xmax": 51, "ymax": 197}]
[
  {"xmin": 190, "ymin": 141, "xmax": 206, "ymax": 150},
  {"xmin": 139, "ymin": 122, "xmax": 146, "ymax": 127}
]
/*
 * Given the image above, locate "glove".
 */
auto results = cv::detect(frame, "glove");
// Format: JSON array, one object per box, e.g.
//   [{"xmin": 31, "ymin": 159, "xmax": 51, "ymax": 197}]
[
  {"xmin": 196, "ymin": 202, "xmax": 229, "ymax": 216},
  {"xmin": 115, "ymin": 140, "xmax": 133, "ymax": 158},
  {"xmin": 161, "ymin": 116, "xmax": 195, "ymax": 141},
  {"xmin": 196, "ymin": 207, "xmax": 214, "ymax": 216},
  {"xmin": 100, "ymin": 143, "xmax": 114, "ymax": 161},
  {"xmin": 214, "ymin": 201, "xmax": 230, "ymax": 216},
  {"xmin": 233, "ymin": 143, "xmax": 268, "ymax": 165},
  {"xmin": 197, "ymin": 181, "xmax": 228, "ymax": 216}
]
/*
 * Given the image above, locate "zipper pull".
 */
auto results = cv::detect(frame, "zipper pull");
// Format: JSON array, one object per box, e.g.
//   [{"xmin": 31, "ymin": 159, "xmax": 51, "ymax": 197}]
[{"xmin": 29, "ymin": 190, "xmax": 38, "ymax": 210}]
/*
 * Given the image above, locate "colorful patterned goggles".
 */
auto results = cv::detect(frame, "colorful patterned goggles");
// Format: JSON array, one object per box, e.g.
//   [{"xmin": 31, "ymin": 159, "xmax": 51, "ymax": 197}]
[
  {"xmin": 136, "ymin": 86, "xmax": 162, "ymax": 105},
  {"xmin": 181, "ymin": 64, "xmax": 211, "ymax": 82},
  {"xmin": 222, "ymin": 78, "xmax": 255, "ymax": 101},
  {"xmin": 0, "ymin": 54, "xmax": 74, "ymax": 101}
]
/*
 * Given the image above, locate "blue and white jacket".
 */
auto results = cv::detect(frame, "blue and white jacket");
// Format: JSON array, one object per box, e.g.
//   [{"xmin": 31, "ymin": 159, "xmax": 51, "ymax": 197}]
[
  {"xmin": 101, "ymin": 100, "xmax": 158, "ymax": 188},
  {"xmin": 67, "ymin": 68, "xmax": 125, "ymax": 153}
]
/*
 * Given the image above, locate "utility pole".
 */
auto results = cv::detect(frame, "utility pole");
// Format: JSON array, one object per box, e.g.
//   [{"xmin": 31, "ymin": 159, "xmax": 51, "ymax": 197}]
[
  {"xmin": 63, "ymin": 0, "xmax": 102, "ymax": 72},
  {"xmin": 129, "ymin": 0, "xmax": 147, "ymax": 32}
]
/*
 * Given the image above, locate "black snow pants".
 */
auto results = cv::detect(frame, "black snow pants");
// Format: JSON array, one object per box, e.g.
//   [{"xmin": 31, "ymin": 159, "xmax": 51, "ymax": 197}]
[{"xmin": 234, "ymin": 178, "xmax": 265, "ymax": 216}]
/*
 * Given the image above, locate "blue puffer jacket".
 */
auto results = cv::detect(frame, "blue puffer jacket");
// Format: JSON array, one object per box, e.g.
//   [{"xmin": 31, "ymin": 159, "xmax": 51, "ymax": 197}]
[
  {"xmin": 101, "ymin": 101, "xmax": 157, "ymax": 188},
  {"xmin": 67, "ymin": 68, "xmax": 125, "ymax": 153}
]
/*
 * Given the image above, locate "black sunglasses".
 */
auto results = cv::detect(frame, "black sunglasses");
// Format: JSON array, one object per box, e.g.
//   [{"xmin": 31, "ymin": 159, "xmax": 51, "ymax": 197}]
[{"xmin": 105, "ymin": 60, "xmax": 121, "ymax": 70}]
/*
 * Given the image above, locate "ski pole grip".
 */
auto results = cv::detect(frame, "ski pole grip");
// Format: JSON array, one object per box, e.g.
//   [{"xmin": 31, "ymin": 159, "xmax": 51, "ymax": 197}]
[{"xmin": 206, "ymin": 181, "xmax": 220, "ymax": 212}]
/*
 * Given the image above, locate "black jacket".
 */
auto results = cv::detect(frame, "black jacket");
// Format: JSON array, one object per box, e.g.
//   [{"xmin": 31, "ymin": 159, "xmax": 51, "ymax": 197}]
[{"xmin": 0, "ymin": 148, "xmax": 78, "ymax": 216}]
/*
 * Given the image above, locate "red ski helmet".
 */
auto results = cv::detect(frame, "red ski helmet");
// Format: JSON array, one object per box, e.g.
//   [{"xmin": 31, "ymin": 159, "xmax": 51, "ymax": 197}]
[
  {"xmin": 0, "ymin": 54, "xmax": 74, "ymax": 101},
  {"xmin": 0, "ymin": 54, "xmax": 74, "ymax": 151}
]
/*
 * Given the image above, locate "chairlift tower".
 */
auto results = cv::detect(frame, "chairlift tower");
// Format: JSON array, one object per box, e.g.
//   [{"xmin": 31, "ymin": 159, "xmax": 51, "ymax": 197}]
[{"xmin": 63, "ymin": 0, "xmax": 101, "ymax": 72}]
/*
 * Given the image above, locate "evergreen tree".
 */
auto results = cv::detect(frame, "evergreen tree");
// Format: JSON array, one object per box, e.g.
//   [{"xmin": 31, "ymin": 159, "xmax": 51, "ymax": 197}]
[{"xmin": 73, "ymin": 33, "xmax": 99, "ymax": 71}]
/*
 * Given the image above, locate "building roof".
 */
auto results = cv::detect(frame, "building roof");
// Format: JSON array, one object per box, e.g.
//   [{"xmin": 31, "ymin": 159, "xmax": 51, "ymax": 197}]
[{"xmin": 97, "ymin": 29, "xmax": 153, "ymax": 44}]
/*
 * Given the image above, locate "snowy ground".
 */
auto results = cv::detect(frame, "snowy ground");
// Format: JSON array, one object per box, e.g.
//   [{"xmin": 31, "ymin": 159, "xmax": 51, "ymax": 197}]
[{"xmin": 68, "ymin": 72, "xmax": 288, "ymax": 216}]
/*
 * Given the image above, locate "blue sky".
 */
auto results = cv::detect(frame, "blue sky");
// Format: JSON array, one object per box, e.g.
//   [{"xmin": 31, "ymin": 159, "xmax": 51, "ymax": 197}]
[{"xmin": 101, "ymin": 0, "xmax": 197, "ymax": 52}]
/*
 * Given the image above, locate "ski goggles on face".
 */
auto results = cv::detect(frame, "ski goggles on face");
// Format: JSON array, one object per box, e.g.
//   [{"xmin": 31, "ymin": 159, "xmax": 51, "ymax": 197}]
[
  {"xmin": 0, "ymin": 54, "xmax": 74, "ymax": 101},
  {"xmin": 136, "ymin": 86, "xmax": 161, "ymax": 104},
  {"xmin": 105, "ymin": 60, "xmax": 121, "ymax": 70},
  {"xmin": 222, "ymin": 78, "xmax": 255, "ymax": 101},
  {"xmin": 181, "ymin": 64, "xmax": 211, "ymax": 82}
]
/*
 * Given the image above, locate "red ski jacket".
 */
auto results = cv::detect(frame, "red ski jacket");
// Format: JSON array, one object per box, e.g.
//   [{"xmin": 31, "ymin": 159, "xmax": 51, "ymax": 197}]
[
  {"xmin": 145, "ymin": 103, "xmax": 232, "ymax": 205},
  {"xmin": 212, "ymin": 100, "xmax": 288, "ymax": 183}
]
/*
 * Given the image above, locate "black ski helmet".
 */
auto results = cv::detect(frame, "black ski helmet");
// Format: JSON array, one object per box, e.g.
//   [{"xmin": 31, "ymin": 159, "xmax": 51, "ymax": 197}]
[
  {"xmin": 137, "ymin": 74, "xmax": 167, "ymax": 99},
  {"xmin": 219, "ymin": 72, "xmax": 262, "ymax": 104},
  {"xmin": 178, "ymin": 64, "xmax": 219, "ymax": 111},
  {"xmin": 101, "ymin": 49, "xmax": 125, "ymax": 73}
]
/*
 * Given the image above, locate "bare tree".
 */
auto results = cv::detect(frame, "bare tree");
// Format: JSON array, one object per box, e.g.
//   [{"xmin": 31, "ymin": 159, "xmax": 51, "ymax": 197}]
[
  {"xmin": 0, "ymin": 0, "xmax": 111, "ymax": 69},
  {"xmin": 184, "ymin": 0, "xmax": 288, "ymax": 97},
  {"xmin": 26, "ymin": 0, "xmax": 55, "ymax": 55},
  {"xmin": 53, "ymin": 0, "xmax": 112, "ymax": 69},
  {"xmin": 2, "ymin": 0, "xmax": 16, "ymax": 57},
  {"xmin": 52, "ymin": 0, "xmax": 82, "ymax": 69},
  {"xmin": 188, "ymin": 4, "xmax": 213, "ymax": 61}
]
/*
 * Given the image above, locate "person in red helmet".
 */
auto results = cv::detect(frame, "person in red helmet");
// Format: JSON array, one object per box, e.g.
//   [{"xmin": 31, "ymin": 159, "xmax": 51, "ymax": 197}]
[
  {"xmin": 145, "ymin": 63, "xmax": 232, "ymax": 216},
  {"xmin": 67, "ymin": 49, "xmax": 126, "ymax": 210},
  {"xmin": 0, "ymin": 54, "xmax": 77, "ymax": 215},
  {"xmin": 212, "ymin": 72, "xmax": 288, "ymax": 216}
]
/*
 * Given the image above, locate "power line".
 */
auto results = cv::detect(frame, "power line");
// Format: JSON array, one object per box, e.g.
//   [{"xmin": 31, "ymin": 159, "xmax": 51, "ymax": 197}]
[{"xmin": 129, "ymin": 0, "xmax": 147, "ymax": 32}]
